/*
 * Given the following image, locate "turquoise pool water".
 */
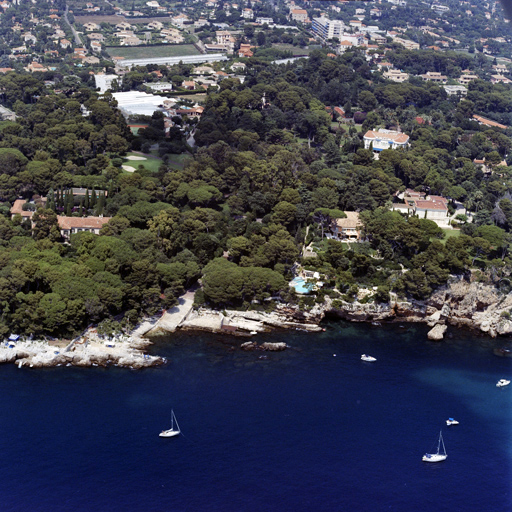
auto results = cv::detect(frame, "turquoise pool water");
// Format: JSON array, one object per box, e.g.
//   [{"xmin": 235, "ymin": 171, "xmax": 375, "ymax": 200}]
[{"xmin": 290, "ymin": 277, "xmax": 313, "ymax": 294}]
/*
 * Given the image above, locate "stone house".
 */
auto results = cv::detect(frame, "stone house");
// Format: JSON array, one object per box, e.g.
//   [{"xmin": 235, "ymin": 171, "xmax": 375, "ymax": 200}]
[
  {"xmin": 329, "ymin": 212, "xmax": 362, "ymax": 241},
  {"xmin": 58, "ymin": 217, "xmax": 111, "ymax": 241}
]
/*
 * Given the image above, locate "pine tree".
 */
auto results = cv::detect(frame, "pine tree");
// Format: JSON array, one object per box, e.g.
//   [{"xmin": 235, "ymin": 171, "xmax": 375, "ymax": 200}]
[
  {"xmin": 97, "ymin": 193, "xmax": 105, "ymax": 216},
  {"xmin": 47, "ymin": 188, "xmax": 55, "ymax": 212},
  {"xmin": 66, "ymin": 191, "xmax": 74, "ymax": 216}
]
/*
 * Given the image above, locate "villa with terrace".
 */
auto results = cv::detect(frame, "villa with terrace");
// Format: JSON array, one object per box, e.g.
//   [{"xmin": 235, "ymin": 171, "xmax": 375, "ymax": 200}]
[{"xmin": 363, "ymin": 129, "xmax": 410, "ymax": 158}]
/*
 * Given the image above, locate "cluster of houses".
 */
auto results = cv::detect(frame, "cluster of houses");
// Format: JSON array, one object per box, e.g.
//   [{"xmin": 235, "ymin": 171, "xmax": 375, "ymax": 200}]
[
  {"xmin": 10, "ymin": 195, "xmax": 111, "ymax": 242},
  {"xmin": 382, "ymin": 65, "xmax": 510, "ymax": 92},
  {"xmin": 323, "ymin": 187, "xmax": 453, "ymax": 245},
  {"xmin": 392, "ymin": 190, "xmax": 451, "ymax": 227},
  {"xmin": 82, "ymin": 20, "xmax": 185, "ymax": 50}
]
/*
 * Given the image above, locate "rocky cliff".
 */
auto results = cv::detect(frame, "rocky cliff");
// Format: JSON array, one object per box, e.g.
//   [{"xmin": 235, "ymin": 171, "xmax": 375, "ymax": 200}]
[{"xmin": 323, "ymin": 279, "xmax": 512, "ymax": 339}]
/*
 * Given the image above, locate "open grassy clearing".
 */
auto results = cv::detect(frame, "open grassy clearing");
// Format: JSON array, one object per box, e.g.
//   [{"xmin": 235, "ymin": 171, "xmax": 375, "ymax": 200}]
[
  {"xmin": 75, "ymin": 15, "xmax": 175, "ymax": 24},
  {"xmin": 105, "ymin": 44, "xmax": 201, "ymax": 59},
  {"xmin": 123, "ymin": 152, "xmax": 163, "ymax": 173},
  {"xmin": 123, "ymin": 151, "xmax": 191, "ymax": 172},
  {"xmin": 439, "ymin": 228, "xmax": 461, "ymax": 244},
  {"xmin": 271, "ymin": 44, "xmax": 311, "ymax": 56}
]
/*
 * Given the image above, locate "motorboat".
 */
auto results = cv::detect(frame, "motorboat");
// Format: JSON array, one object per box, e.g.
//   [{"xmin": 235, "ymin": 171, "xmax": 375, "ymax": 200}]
[
  {"xmin": 496, "ymin": 379, "xmax": 510, "ymax": 387},
  {"xmin": 422, "ymin": 431, "xmax": 447, "ymax": 463},
  {"xmin": 446, "ymin": 418, "xmax": 459, "ymax": 426},
  {"xmin": 361, "ymin": 354, "xmax": 376, "ymax": 362}
]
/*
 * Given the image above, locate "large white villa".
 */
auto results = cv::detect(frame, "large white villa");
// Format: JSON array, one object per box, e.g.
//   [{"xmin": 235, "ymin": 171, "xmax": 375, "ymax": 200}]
[{"xmin": 363, "ymin": 129, "xmax": 410, "ymax": 156}]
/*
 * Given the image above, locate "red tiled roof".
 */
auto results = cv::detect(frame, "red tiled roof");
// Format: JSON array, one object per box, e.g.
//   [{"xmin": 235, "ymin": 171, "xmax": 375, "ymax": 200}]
[
  {"xmin": 472, "ymin": 115, "xmax": 508, "ymax": 130},
  {"xmin": 58, "ymin": 217, "xmax": 111, "ymax": 230},
  {"xmin": 364, "ymin": 130, "xmax": 410, "ymax": 144},
  {"xmin": 414, "ymin": 200, "xmax": 448, "ymax": 211},
  {"xmin": 10, "ymin": 199, "xmax": 33, "ymax": 217}
]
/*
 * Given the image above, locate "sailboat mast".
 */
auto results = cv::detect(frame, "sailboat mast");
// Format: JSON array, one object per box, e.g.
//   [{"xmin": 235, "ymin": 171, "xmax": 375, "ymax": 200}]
[{"xmin": 173, "ymin": 410, "xmax": 180, "ymax": 432}]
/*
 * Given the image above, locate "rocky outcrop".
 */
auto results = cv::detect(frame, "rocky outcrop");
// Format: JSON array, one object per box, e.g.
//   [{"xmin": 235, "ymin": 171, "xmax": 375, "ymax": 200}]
[
  {"xmin": 325, "ymin": 278, "xmax": 512, "ymax": 338},
  {"xmin": 241, "ymin": 341, "xmax": 287, "ymax": 351},
  {"xmin": 180, "ymin": 307, "xmax": 323, "ymax": 336},
  {"xmin": 260, "ymin": 342, "xmax": 287, "ymax": 351},
  {"xmin": 1, "ymin": 332, "xmax": 165, "ymax": 370},
  {"xmin": 427, "ymin": 324, "xmax": 447, "ymax": 340}
]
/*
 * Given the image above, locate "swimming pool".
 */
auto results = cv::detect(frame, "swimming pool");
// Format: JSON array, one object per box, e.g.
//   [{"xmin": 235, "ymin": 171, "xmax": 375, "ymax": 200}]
[{"xmin": 290, "ymin": 277, "xmax": 313, "ymax": 294}]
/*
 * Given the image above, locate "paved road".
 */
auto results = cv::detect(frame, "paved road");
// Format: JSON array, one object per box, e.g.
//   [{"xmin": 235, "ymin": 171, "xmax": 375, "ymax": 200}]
[{"xmin": 64, "ymin": 4, "xmax": 83, "ymax": 47}]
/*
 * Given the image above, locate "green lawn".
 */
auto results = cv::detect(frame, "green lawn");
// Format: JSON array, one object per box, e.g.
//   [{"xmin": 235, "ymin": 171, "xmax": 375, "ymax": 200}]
[
  {"xmin": 271, "ymin": 44, "xmax": 311, "ymax": 56},
  {"xmin": 105, "ymin": 44, "xmax": 201, "ymax": 59},
  {"xmin": 439, "ymin": 228, "xmax": 461, "ymax": 244},
  {"xmin": 123, "ymin": 151, "xmax": 192, "ymax": 172},
  {"xmin": 123, "ymin": 152, "xmax": 163, "ymax": 173}
]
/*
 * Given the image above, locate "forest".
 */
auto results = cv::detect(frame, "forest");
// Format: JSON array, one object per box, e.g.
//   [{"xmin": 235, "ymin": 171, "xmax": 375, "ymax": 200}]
[{"xmin": 0, "ymin": 47, "xmax": 510, "ymax": 338}]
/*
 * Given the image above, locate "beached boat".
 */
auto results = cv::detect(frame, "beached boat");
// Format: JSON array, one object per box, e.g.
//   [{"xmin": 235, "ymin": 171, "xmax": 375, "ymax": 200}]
[
  {"xmin": 422, "ymin": 431, "xmax": 447, "ymax": 463},
  {"xmin": 446, "ymin": 418, "xmax": 459, "ymax": 426},
  {"xmin": 496, "ymin": 379, "xmax": 510, "ymax": 387},
  {"xmin": 361, "ymin": 354, "xmax": 376, "ymax": 362},
  {"xmin": 159, "ymin": 409, "xmax": 180, "ymax": 438}
]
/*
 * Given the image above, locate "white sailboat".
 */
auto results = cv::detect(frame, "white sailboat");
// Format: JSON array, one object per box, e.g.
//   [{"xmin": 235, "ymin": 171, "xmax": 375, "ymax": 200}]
[
  {"xmin": 361, "ymin": 354, "xmax": 376, "ymax": 362},
  {"xmin": 159, "ymin": 409, "xmax": 180, "ymax": 438},
  {"xmin": 422, "ymin": 431, "xmax": 447, "ymax": 462},
  {"xmin": 496, "ymin": 379, "xmax": 510, "ymax": 387}
]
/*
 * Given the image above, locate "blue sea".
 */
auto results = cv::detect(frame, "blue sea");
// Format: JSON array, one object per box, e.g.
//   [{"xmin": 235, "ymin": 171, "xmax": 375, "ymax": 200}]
[{"xmin": 0, "ymin": 322, "xmax": 511, "ymax": 512}]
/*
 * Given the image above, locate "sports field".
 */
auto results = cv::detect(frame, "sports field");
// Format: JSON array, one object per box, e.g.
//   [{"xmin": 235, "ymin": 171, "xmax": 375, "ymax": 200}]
[{"xmin": 106, "ymin": 44, "xmax": 201, "ymax": 59}]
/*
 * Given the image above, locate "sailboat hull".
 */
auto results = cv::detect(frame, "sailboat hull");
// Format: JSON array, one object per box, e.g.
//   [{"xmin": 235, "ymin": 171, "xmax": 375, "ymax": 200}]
[
  {"xmin": 422, "ymin": 454, "xmax": 447, "ymax": 462},
  {"xmin": 159, "ymin": 429, "xmax": 180, "ymax": 438}
]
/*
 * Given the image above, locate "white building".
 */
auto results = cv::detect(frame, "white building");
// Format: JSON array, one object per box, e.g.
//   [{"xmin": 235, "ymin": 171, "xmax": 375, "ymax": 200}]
[
  {"xmin": 144, "ymin": 82, "xmax": 173, "ymax": 92},
  {"xmin": 256, "ymin": 17, "xmax": 273, "ymax": 24},
  {"xmin": 383, "ymin": 69, "xmax": 409, "ymax": 82},
  {"xmin": 112, "ymin": 91, "xmax": 166, "ymax": 117},
  {"xmin": 94, "ymin": 74, "xmax": 119, "ymax": 93},
  {"xmin": 443, "ymin": 85, "xmax": 467, "ymax": 96},
  {"xmin": 241, "ymin": 8, "xmax": 253, "ymax": 19},
  {"xmin": 116, "ymin": 54, "xmax": 228, "ymax": 69},
  {"xmin": 364, "ymin": 129, "xmax": 410, "ymax": 155},
  {"xmin": 312, "ymin": 17, "xmax": 346, "ymax": 40}
]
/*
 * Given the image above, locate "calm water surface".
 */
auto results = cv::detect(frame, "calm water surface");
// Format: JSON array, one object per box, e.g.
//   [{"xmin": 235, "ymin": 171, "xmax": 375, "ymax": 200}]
[{"xmin": 0, "ymin": 322, "xmax": 510, "ymax": 512}]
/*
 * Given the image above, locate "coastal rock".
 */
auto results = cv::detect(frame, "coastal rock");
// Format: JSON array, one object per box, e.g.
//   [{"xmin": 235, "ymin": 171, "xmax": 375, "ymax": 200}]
[
  {"xmin": 427, "ymin": 324, "xmax": 447, "ymax": 340},
  {"xmin": 426, "ymin": 310, "xmax": 442, "ymax": 327},
  {"xmin": 322, "ymin": 279, "xmax": 512, "ymax": 338},
  {"xmin": 260, "ymin": 342, "xmax": 287, "ymax": 351},
  {"xmin": 496, "ymin": 319, "xmax": 512, "ymax": 336},
  {"xmin": 241, "ymin": 342, "xmax": 258, "ymax": 351}
]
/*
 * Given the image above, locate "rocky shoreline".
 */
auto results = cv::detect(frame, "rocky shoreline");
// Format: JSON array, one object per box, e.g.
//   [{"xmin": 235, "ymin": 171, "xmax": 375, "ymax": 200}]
[
  {"xmin": 2, "ymin": 278, "xmax": 510, "ymax": 369},
  {"xmin": 322, "ymin": 279, "xmax": 512, "ymax": 340},
  {"xmin": 0, "ymin": 327, "xmax": 166, "ymax": 370}
]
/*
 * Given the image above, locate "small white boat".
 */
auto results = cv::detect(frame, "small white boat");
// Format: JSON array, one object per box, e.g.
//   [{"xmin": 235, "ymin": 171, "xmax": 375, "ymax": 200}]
[
  {"xmin": 361, "ymin": 354, "xmax": 376, "ymax": 362},
  {"xmin": 422, "ymin": 431, "xmax": 447, "ymax": 463},
  {"xmin": 159, "ymin": 409, "xmax": 180, "ymax": 438},
  {"xmin": 496, "ymin": 379, "xmax": 510, "ymax": 387},
  {"xmin": 446, "ymin": 418, "xmax": 459, "ymax": 426}
]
